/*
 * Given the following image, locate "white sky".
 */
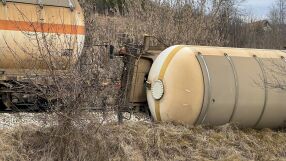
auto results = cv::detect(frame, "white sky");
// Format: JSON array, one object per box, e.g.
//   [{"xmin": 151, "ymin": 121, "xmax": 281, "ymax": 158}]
[{"xmin": 240, "ymin": 0, "xmax": 275, "ymax": 19}]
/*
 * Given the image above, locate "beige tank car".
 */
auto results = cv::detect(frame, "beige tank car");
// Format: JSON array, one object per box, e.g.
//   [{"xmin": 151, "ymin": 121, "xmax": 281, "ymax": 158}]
[
  {"xmin": 0, "ymin": 0, "xmax": 85, "ymax": 80},
  {"xmin": 0, "ymin": 0, "xmax": 85, "ymax": 111},
  {"xmin": 124, "ymin": 37, "xmax": 286, "ymax": 129}
]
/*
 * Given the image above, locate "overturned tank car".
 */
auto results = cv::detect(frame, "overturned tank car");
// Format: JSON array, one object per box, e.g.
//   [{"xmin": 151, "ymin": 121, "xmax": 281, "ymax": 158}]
[{"xmin": 119, "ymin": 36, "xmax": 286, "ymax": 129}]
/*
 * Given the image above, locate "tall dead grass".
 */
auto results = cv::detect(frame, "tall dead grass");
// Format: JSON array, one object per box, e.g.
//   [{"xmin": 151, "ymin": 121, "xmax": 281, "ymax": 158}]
[{"xmin": 0, "ymin": 122, "xmax": 285, "ymax": 161}]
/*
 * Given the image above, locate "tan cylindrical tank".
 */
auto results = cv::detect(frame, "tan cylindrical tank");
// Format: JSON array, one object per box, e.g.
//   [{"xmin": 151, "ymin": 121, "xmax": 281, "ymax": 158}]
[
  {"xmin": 147, "ymin": 45, "xmax": 286, "ymax": 128},
  {"xmin": 0, "ymin": 0, "xmax": 85, "ymax": 71}
]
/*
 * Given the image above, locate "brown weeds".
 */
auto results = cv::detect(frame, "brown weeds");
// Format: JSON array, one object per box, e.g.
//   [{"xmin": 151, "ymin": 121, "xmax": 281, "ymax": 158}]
[{"xmin": 0, "ymin": 122, "xmax": 285, "ymax": 161}]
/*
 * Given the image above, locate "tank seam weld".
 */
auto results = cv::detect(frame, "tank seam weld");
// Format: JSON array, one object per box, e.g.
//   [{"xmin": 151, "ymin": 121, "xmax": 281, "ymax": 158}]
[
  {"xmin": 195, "ymin": 53, "xmax": 212, "ymax": 124},
  {"xmin": 254, "ymin": 56, "xmax": 268, "ymax": 128},
  {"xmin": 225, "ymin": 54, "xmax": 239, "ymax": 123}
]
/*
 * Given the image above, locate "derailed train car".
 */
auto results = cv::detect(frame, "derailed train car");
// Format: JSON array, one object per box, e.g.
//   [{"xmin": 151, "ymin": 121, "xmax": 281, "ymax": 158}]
[
  {"xmin": 121, "ymin": 36, "xmax": 286, "ymax": 129},
  {"xmin": 0, "ymin": 0, "xmax": 85, "ymax": 110},
  {"xmin": 0, "ymin": 1, "xmax": 285, "ymax": 129}
]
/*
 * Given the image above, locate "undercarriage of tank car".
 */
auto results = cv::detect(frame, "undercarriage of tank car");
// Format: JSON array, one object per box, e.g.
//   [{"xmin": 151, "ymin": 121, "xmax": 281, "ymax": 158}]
[
  {"xmin": 0, "ymin": 80, "xmax": 51, "ymax": 112},
  {"xmin": 115, "ymin": 36, "xmax": 167, "ymax": 122}
]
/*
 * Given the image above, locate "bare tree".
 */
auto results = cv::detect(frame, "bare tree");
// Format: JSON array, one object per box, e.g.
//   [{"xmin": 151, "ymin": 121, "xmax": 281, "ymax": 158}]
[{"xmin": 268, "ymin": 0, "xmax": 286, "ymax": 49}]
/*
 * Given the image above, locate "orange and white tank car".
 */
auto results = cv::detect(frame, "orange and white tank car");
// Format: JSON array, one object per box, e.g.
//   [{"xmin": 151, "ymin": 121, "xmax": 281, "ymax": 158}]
[{"xmin": 0, "ymin": 0, "xmax": 85, "ymax": 110}]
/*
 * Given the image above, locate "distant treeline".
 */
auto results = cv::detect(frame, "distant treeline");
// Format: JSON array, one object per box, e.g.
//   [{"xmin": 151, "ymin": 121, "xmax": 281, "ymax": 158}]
[
  {"xmin": 88, "ymin": 0, "xmax": 127, "ymax": 15},
  {"xmin": 85, "ymin": 0, "xmax": 286, "ymax": 50}
]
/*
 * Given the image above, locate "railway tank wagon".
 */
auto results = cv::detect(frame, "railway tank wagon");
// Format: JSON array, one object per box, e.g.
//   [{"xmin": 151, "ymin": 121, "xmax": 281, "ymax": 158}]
[
  {"xmin": 121, "ymin": 37, "xmax": 286, "ymax": 129},
  {"xmin": 146, "ymin": 46, "xmax": 286, "ymax": 129},
  {"xmin": 0, "ymin": 0, "xmax": 85, "ymax": 110}
]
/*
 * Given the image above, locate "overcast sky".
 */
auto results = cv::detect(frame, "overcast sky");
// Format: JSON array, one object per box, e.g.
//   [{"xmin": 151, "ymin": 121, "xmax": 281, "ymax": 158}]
[{"xmin": 240, "ymin": 0, "xmax": 275, "ymax": 18}]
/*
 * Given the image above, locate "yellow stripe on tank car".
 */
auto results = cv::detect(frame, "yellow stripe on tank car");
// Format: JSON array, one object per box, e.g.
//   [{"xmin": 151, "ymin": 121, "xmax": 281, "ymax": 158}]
[{"xmin": 155, "ymin": 45, "xmax": 186, "ymax": 121}]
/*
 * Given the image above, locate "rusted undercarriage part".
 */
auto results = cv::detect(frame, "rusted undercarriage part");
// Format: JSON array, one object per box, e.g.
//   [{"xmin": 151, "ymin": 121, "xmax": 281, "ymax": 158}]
[
  {"xmin": 116, "ymin": 36, "xmax": 167, "ymax": 122},
  {"xmin": 0, "ymin": 81, "xmax": 52, "ymax": 112},
  {"xmin": 117, "ymin": 44, "xmax": 146, "ymax": 121}
]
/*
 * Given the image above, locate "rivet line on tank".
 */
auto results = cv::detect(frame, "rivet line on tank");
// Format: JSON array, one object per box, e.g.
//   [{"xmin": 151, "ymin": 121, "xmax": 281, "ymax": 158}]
[
  {"xmin": 253, "ymin": 56, "xmax": 268, "ymax": 128},
  {"xmin": 224, "ymin": 53, "xmax": 240, "ymax": 123}
]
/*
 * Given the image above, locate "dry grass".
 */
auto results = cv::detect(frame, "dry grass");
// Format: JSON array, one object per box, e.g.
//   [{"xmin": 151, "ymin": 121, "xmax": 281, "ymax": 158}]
[{"xmin": 0, "ymin": 122, "xmax": 285, "ymax": 161}]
